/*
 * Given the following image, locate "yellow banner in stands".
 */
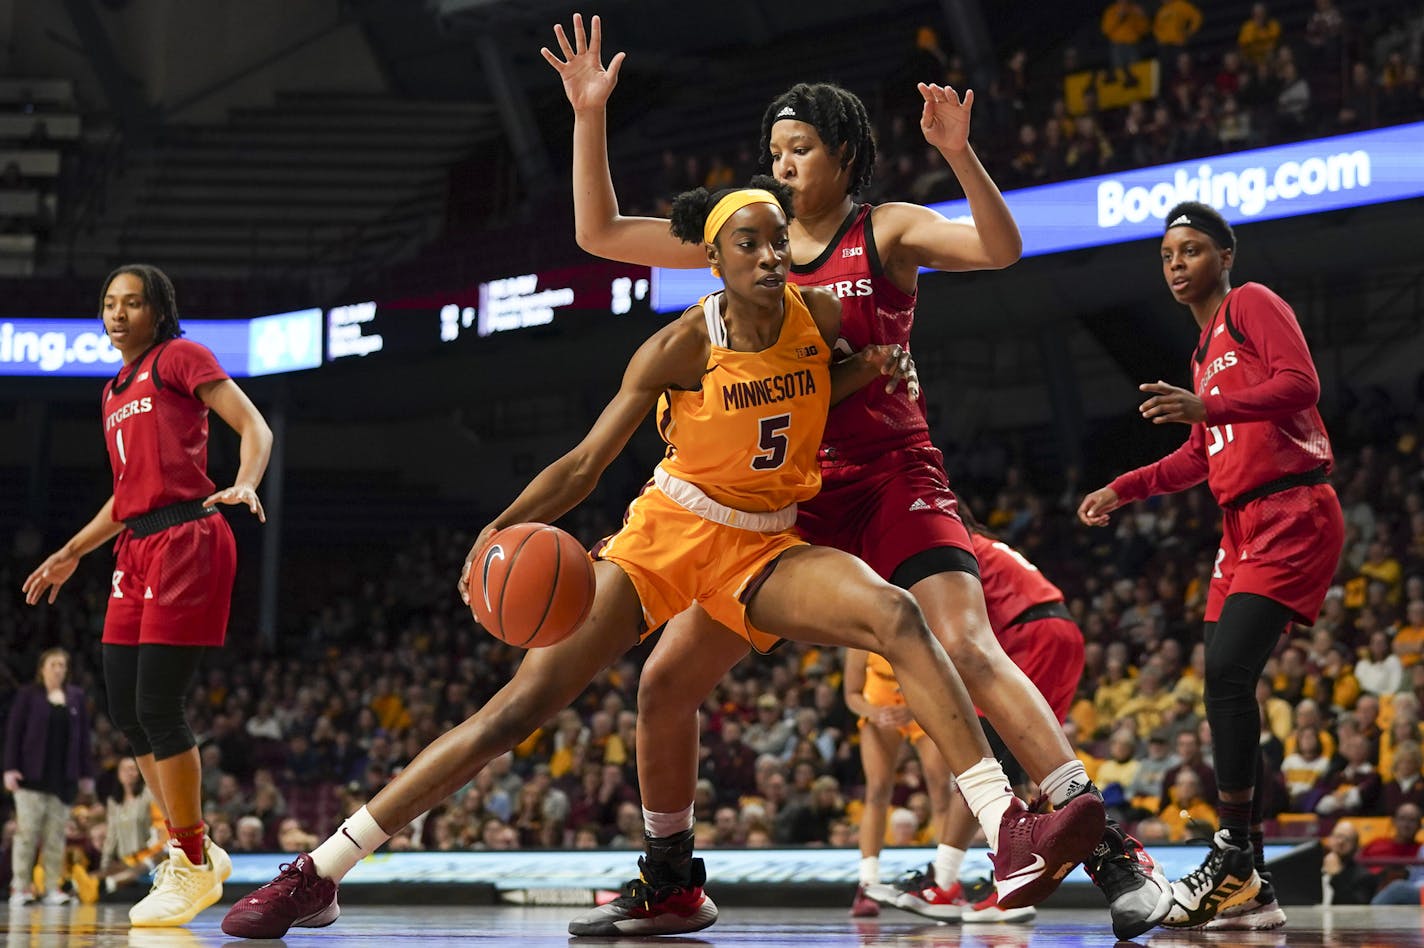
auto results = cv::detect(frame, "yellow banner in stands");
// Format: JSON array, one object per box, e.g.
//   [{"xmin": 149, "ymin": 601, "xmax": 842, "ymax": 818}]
[{"xmin": 1064, "ymin": 59, "xmax": 1159, "ymax": 114}]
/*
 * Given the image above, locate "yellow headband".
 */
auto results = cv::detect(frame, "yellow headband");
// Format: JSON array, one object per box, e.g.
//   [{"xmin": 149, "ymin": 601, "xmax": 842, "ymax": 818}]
[{"xmin": 703, "ymin": 188, "xmax": 781, "ymax": 245}]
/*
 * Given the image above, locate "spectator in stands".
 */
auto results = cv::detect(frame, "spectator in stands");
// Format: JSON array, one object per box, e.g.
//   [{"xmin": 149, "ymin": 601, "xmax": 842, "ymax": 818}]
[
  {"xmin": 1160, "ymin": 728, "xmax": 1218, "ymax": 809},
  {"xmin": 97, "ymin": 757, "xmax": 163, "ymax": 895},
  {"xmin": 1159, "ymin": 769, "xmax": 1217, "ymax": 841},
  {"xmin": 1118, "ymin": 662, "xmax": 1175, "ymax": 736},
  {"xmin": 1398, "ymin": 600, "xmax": 1424, "ymax": 667},
  {"xmin": 744, "ymin": 694, "xmax": 795, "ymax": 758},
  {"xmin": 1317, "ymin": 732, "xmax": 1381, "ymax": 816},
  {"xmin": 1379, "ymin": 741, "xmax": 1424, "ymax": 814},
  {"xmin": 776, "ymin": 775, "xmax": 845, "ymax": 845},
  {"xmin": 1361, "ymin": 540, "xmax": 1405, "ymax": 606},
  {"xmin": 1101, "ymin": 0, "xmax": 1150, "ymax": 86},
  {"xmin": 1153, "ymin": 0, "xmax": 1202, "ymax": 71},
  {"xmin": 233, "ymin": 817, "xmax": 265, "ymax": 854},
  {"xmin": 1281, "ymin": 727, "xmax": 1332, "ymax": 809},
  {"xmin": 1237, "ymin": 3, "xmax": 1282, "ymax": 68},
  {"xmin": 1258, "ymin": 676, "xmax": 1294, "ymax": 743},
  {"xmin": 1319, "ymin": 820, "xmax": 1378, "ymax": 904},
  {"xmin": 1361, "ymin": 801, "xmax": 1423, "ymax": 891},
  {"xmin": 1357, "ymin": 631, "xmax": 1405, "ymax": 696}
]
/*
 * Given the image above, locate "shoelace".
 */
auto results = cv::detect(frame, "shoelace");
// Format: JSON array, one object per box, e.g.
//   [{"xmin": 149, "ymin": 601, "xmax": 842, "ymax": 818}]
[
  {"xmin": 1175, "ymin": 845, "xmax": 1228, "ymax": 899},
  {"xmin": 254, "ymin": 862, "xmax": 315, "ymax": 902},
  {"xmin": 892, "ymin": 867, "xmax": 933, "ymax": 893}
]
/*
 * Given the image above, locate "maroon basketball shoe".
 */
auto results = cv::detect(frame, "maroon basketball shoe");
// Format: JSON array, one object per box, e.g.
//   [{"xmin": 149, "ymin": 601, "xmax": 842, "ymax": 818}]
[
  {"xmin": 992, "ymin": 793, "xmax": 1105, "ymax": 910},
  {"xmin": 221, "ymin": 853, "xmax": 340, "ymax": 939}
]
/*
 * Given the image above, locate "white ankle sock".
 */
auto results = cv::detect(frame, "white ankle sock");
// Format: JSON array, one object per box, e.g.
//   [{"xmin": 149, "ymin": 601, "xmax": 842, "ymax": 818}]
[
  {"xmin": 642, "ymin": 804, "xmax": 695, "ymax": 838},
  {"xmin": 859, "ymin": 855, "xmax": 880, "ymax": 887},
  {"xmin": 310, "ymin": 806, "xmax": 389, "ymax": 881},
  {"xmin": 934, "ymin": 844, "xmax": 965, "ymax": 889},
  {"xmin": 956, "ymin": 758, "xmax": 1014, "ymax": 850},
  {"xmin": 1041, "ymin": 759, "xmax": 1091, "ymax": 807}
]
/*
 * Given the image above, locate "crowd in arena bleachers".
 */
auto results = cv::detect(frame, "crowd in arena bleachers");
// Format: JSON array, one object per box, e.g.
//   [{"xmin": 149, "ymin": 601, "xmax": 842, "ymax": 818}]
[
  {"xmin": 628, "ymin": 1, "xmax": 1424, "ymax": 212},
  {"xmin": 3, "ymin": 384, "xmax": 1422, "ymax": 901}
]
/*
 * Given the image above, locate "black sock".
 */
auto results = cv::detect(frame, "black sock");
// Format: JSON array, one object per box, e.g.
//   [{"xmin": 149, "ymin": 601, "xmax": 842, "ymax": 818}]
[
  {"xmin": 1217, "ymin": 799, "xmax": 1251, "ymax": 847},
  {"xmin": 1249, "ymin": 827, "xmax": 1266, "ymax": 875}
]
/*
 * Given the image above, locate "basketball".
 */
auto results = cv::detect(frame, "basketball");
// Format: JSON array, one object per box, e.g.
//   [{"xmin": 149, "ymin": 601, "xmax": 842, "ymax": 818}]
[{"xmin": 469, "ymin": 523, "xmax": 596, "ymax": 648}]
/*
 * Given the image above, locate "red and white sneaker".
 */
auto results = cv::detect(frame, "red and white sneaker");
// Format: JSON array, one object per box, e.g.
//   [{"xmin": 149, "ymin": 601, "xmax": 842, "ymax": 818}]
[
  {"xmin": 567, "ymin": 857, "xmax": 718, "ymax": 936},
  {"xmin": 990, "ymin": 792, "xmax": 1105, "ymax": 910},
  {"xmin": 849, "ymin": 884, "xmax": 881, "ymax": 917},
  {"xmin": 221, "ymin": 853, "xmax": 339, "ymax": 939},
  {"xmin": 896, "ymin": 878, "xmax": 967, "ymax": 921},
  {"xmin": 962, "ymin": 887, "xmax": 1037, "ymax": 924}
]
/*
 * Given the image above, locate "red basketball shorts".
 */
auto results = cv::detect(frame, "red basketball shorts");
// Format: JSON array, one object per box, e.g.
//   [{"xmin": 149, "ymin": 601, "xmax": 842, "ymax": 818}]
[
  {"xmin": 997, "ymin": 616, "xmax": 1084, "ymax": 722},
  {"xmin": 797, "ymin": 442, "xmax": 972, "ymax": 582},
  {"xmin": 102, "ymin": 513, "xmax": 237, "ymax": 647},
  {"xmin": 1207, "ymin": 482, "xmax": 1344, "ymax": 625}
]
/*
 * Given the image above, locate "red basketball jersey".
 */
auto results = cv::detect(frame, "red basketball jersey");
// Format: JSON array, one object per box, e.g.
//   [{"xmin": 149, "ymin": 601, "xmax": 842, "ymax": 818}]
[
  {"xmin": 970, "ymin": 533, "xmax": 1065, "ymax": 634},
  {"xmin": 1111, "ymin": 282, "xmax": 1333, "ymax": 506},
  {"xmin": 788, "ymin": 204, "xmax": 929, "ymax": 464},
  {"xmin": 102, "ymin": 338, "xmax": 228, "ymax": 521}
]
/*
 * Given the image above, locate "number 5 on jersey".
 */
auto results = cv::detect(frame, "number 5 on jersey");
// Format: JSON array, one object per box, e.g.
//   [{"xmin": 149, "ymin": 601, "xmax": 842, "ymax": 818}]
[{"xmin": 752, "ymin": 414, "xmax": 791, "ymax": 471}]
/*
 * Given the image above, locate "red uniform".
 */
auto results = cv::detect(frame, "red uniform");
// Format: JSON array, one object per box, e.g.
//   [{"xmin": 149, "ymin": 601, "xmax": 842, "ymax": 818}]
[
  {"xmin": 789, "ymin": 205, "xmax": 973, "ymax": 579},
  {"xmin": 1109, "ymin": 282, "xmax": 1344, "ymax": 624},
  {"xmin": 971, "ymin": 534, "xmax": 1083, "ymax": 720},
  {"xmin": 101, "ymin": 338, "xmax": 237, "ymax": 647}
]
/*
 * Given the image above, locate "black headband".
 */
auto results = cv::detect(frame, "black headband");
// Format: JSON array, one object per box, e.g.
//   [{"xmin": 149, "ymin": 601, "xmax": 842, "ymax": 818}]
[{"xmin": 1165, "ymin": 211, "xmax": 1232, "ymax": 250}]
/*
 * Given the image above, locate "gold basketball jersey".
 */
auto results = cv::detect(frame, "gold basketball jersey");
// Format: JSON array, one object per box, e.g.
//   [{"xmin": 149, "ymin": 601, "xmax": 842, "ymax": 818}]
[{"xmin": 656, "ymin": 285, "xmax": 831, "ymax": 513}]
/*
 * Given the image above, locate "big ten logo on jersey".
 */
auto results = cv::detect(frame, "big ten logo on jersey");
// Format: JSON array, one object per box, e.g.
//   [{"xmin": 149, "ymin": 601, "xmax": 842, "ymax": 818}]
[
  {"xmin": 841, "ymin": 246, "xmax": 864, "ymax": 258},
  {"xmin": 826, "ymin": 278, "xmax": 873, "ymax": 299},
  {"xmin": 105, "ymin": 396, "xmax": 153, "ymax": 431}
]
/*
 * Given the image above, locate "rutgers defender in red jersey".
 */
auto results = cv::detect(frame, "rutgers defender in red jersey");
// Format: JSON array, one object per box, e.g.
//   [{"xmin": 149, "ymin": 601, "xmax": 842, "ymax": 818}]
[
  {"xmin": 23, "ymin": 265, "xmax": 272, "ymax": 928},
  {"xmin": 1080, "ymin": 202, "xmax": 1344, "ymax": 934},
  {"xmin": 871, "ymin": 517, "xmax": 1103, "ymax": 925},
  {"xmin": 540, "ymin": 16, "xmax": 1177, "ymax": 940}
]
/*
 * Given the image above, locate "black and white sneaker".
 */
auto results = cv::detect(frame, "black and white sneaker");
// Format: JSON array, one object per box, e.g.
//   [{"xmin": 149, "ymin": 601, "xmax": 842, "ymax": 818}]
[
  {"xmin": 1162, "ymin": 830, "xmax": 1261, "ymax": 928},
  {"xmin": 567, "ymin": 856, "xmax": 718, "ymax": 936},
  {"xmin": 1202, "ymin": 874, "xmax": 1287, "ymax": 930},
  {"xmin": 1083, "ymin": 820, "xmax": 1173, "ymax": 940}
]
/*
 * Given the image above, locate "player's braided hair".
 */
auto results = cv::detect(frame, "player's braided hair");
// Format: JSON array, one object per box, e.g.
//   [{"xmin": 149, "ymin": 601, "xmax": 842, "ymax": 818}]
[
  {"xmin": 100, "ymin": 264, "xmax": 183, "ymax": 342},
  {"xmin": 758, "ymin": 82, "xmax": 877, "ymax": 196},
  {"xmin": 668, "ymin": 175, "xmax": 795, "ymax": 245}
]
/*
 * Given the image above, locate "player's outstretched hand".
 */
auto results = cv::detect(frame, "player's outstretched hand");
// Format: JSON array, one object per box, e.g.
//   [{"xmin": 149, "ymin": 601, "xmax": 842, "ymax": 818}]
[
  {"xmin": 918, "ymin": 82, "xmax": 973, "ymax": 154},
  {"xmin": 22, "ymin": 548, "xmax": 79, "ymax": 605},
  {"xmin": 1078, "ymin": 486, "xmax": 1121, "ymax": 527},
  {"xmin": 205, "ymin": 484, "xmax": 265, "ymax": 522},
  {"xmin": 542, "ymin": 13, "xmax": 625, "ymax": 112},
  {"xmin": 1138, "ymin": 380, "xmax": 1206, "ymax": 424}
]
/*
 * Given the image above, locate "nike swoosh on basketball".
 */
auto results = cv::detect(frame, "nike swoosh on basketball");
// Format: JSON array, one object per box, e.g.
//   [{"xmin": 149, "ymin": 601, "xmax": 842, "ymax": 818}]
[{"xmin": 481, "ymin": 544, "xmax": 505, "ymax": 612}]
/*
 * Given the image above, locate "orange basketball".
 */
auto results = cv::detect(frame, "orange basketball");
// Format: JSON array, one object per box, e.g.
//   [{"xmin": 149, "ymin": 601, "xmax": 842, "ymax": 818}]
[{"xmin": 469, "ymin": 523, "xmax": 595, "ymax": 648}]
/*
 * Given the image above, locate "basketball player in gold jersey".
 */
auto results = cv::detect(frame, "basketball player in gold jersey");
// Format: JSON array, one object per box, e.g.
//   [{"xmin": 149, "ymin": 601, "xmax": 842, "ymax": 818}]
[{"xmin": 223, "ymin": 180, "xmax": 1100, "ymax": 939}]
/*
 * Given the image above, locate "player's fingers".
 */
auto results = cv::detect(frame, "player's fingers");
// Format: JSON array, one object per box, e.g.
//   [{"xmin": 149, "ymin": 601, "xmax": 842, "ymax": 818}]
[
  {"xmin": 588, "ymin": 13, "xmax": 602, "ymax": 51},
  {"xmin": 553, "ymin": 23, "xmax": 574, "ymax": 59},
  {"xmin": 1139, "ymin": 380, "xmax": 1173, "ymax": 394},
  {"xmin": 572, "ymin": 12, "xmax": 587, "ymax": 53},
  {"xmin": 539, "ymin": 47, "xmax": 564, "ymax": 70},
  {"xmin": 961, "ymin": 88, "xmax": 974, "ymax": 110},
  {"xmin": 606, "ymin": 50, "xmax": 626, "ymax": 80}
]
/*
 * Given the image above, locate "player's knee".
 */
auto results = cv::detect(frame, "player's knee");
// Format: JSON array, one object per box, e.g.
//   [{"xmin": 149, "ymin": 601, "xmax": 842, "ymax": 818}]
[
  {"xmin": 864, "ymin": 780, "xmax": 894, "ymax": 808},
  {"xmin": 135, "ymin": 694, "xmax": 194, "ymax": 761},
  {"xmin": 936, "ymin": 615, "xmax": 998, "ymax": 675},
  {"xmin": 637, "ymin": 658, "xmax": 699, "ymax": 719},
  {"xmin": 866, "ymin": 588, "xmax": 931, "ymax": 655}
]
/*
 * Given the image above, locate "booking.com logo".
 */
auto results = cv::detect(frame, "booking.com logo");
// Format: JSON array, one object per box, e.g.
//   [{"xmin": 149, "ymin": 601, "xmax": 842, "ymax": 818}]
[
  {"xmin": 1097, "ymin": 149, "xmax": 1372, "ymax": 227},
  {"xmin": 0, "ymin": 321, "xmax": 120, "ymax": 372}
]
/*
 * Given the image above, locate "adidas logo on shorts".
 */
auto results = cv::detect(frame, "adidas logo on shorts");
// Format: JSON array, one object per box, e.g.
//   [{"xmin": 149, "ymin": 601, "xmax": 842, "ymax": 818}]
[{"xmin": 909, "ymin": 498, "xmax": 931, "ymax": 511}]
